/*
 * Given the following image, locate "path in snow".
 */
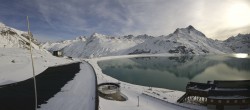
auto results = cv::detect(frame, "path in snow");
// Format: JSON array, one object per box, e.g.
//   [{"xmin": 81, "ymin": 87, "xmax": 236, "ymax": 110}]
[
  {"xmin": 39, "ymin": 61, "xmax": 96, "ymax": 110},
  {"xmin": 0, "ymin": 62, "xmax": 80, "ymax": 110}
]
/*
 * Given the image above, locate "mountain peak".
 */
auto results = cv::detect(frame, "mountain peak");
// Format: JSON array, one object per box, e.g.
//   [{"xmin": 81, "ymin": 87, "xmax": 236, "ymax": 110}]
[
  {"xmin": 75, "ymin": 36, "xmax": 87, "ymax": 41},
  {"xmin": 173, "ymin": 25, "xmax": 206, "ymax": 38},
  {"xmin": 91, "ymin": 32, "xmax": 98, "ymax": 36},
  {"xmin": 187, "ymin": 25, "xmax": 195, "ymax": 30},
  {"xmin": 173, "ymin": 25, "xmax": 196, "ymax": 34},
  {"xmin": 186, "ymin": 25, "xmax": 206, "ymax": 37},
  {"xmin": 90, "ymin": 32, "xmax": 106, "ymax": 38}
]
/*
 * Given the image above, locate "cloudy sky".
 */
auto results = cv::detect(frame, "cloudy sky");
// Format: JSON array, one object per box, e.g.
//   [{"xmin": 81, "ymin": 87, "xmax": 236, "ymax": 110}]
[{"xmin": 1, "ymin": 0, "xmax": 250, "ymax": 42}]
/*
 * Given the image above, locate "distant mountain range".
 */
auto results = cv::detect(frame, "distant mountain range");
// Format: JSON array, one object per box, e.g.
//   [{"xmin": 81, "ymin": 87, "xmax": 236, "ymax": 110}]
[
  {"xmin": 0, "ymin": 22, "xmax": 249, "ymax": 58},
  {"xmin": 42, "ymin": 25, "xmax": 250, "ymax": 58}
]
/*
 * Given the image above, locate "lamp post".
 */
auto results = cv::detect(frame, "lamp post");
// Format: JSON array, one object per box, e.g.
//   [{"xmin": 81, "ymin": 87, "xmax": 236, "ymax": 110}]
[{"xmin": 27, "ymin": 16, "xmax": 38, "ymax": 110}]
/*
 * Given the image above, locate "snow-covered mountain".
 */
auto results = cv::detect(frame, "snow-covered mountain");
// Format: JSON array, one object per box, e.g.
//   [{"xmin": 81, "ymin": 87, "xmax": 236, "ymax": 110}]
[
  {"xmin": 224, "ymin": 33, "xmax": 250, "ymax": 53},
  {"xmin": 42, "ymin": 25, "xmax": 249, "ymax": 58},
  {"xmin": 0, "ymin": 22, "xmax": 73, "ymax": 85},
  {"xmin": 126, "ymin": 26, "xmax": 233, "ymax": 55},
  {"xmin": 42, "ymin": 36, "xmax": 87, "ymax": 52},
  {"xmin": 0, "ymin": 22, "xmax": 40, "ymax": 50},
  {"xmin": 43, "ymin": 33, "xmax": 152, "ymax": 58}
]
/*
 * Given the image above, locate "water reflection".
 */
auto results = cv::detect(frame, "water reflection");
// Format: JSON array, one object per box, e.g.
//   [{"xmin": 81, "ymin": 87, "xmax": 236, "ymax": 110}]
[
  {"xmin": 233, "ymin": 53, "xmax": 248, "ymax": 58},
  {"xmin": 98, "ymin": 55, "xmax": 250, "ymax": 91}
]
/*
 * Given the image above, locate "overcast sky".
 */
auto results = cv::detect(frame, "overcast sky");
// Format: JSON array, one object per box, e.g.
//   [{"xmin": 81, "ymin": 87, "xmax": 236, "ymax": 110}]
[{"xmin": 1, "ymin": 0, "xmax": 250, "ymax": 42}]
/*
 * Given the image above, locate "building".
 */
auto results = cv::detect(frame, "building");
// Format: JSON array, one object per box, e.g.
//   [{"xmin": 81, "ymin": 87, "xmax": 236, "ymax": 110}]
[
  {"xmin": 52, "ymin": 51, "xmax": 63, "ymax": 57},
  {"xmin": 177, "ymin": 80, "xmax": 250, "ymax": 109}
]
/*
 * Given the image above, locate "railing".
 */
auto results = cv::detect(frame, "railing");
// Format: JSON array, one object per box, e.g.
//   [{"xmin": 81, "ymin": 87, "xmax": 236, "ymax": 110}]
[{"xmin": 85, "ymin": 62, "xmax": 99, "ymax": 110}]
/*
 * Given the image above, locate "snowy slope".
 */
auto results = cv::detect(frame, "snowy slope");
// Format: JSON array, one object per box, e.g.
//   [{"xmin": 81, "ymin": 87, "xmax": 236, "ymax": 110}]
[
  {"xmin": 224, "ymin": 33, "xmax": 250, "ymax": 53},
  {"xmin": 125, "ymin": 26, "xmax": 232, "ymax": 55},
  {"xmin": 75, "ymin": 33, "xmax": 150, "ymax": 58},
  {"xmin": 44, "ymin": 33, "xmax": 151, "ymax": 58},
  {"xmin": 0, "ymin": 22, "xmax": 40, "ymax": 50},
  {"xmin": 0, "ymin": 22, "xmax": 74, "ymax": 85},
  {"xmin": 42, "ymin": 36, "xmax": 87, "ymax": 52}
]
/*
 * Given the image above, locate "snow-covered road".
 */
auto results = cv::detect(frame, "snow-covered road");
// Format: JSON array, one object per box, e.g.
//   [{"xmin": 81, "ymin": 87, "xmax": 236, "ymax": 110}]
[
  {"xmin": 39, "ymin": 62, "xmax": 96, "ymax": 110},
  {"xmin": 0, "ymin": 60, "xmax": 97, "ymax": 110}
]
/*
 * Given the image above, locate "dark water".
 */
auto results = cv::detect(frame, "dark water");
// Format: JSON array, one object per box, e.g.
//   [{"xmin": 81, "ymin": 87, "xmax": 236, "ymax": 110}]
[{"xmin": 98, "ymin": 54, "xmax": 250, "ymax": 91}]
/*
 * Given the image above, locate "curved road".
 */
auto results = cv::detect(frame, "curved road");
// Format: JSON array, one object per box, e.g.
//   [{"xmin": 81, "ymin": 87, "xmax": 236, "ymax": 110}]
[{"xmin": 0, "ymin": 62, "xmax": 97, "ymax": 110}]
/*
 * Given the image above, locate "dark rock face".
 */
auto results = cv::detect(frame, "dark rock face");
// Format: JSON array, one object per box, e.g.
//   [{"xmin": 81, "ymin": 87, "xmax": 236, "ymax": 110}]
[
  {"xmin": 169, "ymin": 46, "xmax": 194, "ymax": 54},
  {"xmin": 123, "ymin": 35, "xmax": 134, "ymax": 39},
  {"xmin": 21, "ymin": 33, "xmax": 39, "ymax": 45},
  {"xmin": 202, "ymin": 50, "xmax": 209, "ymax": 53},
  {"xmin": 129, "ymin": 49, "xmax": 151, "ymax": 55},
  {"xmin": 1, "ymin": 29, "xmax": 17, "ymax": 36},
  {"xmin": 21, "ymin": 33, "xmax": 33, "ymax": 41}
]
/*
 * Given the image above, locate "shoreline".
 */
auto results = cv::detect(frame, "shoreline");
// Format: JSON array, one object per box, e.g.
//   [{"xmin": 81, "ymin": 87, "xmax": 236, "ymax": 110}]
[{"xmin": 86, "ymin": 55, "xmax": 207, "ymax": 110}]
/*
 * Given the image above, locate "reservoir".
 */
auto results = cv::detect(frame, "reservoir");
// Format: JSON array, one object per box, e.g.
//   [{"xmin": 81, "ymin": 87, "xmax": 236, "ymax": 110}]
[{"xmin": 98, "ymin": 54, "xmax": 250, "ymax": 91}]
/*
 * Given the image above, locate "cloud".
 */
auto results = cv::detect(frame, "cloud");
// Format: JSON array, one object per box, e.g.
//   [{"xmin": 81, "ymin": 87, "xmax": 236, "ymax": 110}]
[
  {"xmin": 36, "ymin": 0, "xmax": 130, "ymax": 34},
  {"xmin": 117, "ymin": 0, "xmax": 199, "ymax": 35},
  {"xmin": 212, "ymin": 25, "xmax": 250, "ymax": 40},
  {"xmin": 122, "ymin": 0, "xmax": 250, "ymax": 39},
  {"xmin": 1, "ymin": 0, "xmax": 250, "ymax": 41}
]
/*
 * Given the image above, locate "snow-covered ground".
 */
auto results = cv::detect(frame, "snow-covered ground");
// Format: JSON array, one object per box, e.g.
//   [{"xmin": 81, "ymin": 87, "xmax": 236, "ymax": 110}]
[
  {"xmin": 0, "ymin": 48, "xmax": 74, "ymax": 85},
  {"xmin": 0, "ymin": 47, "xmax": 96, "ymax": 110},
  {"xmin": 87, "ymin": 55, "xmax": 207, "ymax": 110},
  {"xmin": 39, "ymin": 62, "xmax": 96, "ymax": 110}
]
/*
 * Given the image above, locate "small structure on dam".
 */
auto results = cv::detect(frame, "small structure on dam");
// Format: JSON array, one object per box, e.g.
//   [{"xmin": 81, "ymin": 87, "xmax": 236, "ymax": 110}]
[
  {"xmin": 98, "ymin": 82, "xmax": 127, "ymax": 101},
  {"xmin": 177, "ymin": 80, "xmax": 250, "ymax": 109},
  {"xmin": 52, "ymin": 50, "xmax": 63, "ymax": 57}
]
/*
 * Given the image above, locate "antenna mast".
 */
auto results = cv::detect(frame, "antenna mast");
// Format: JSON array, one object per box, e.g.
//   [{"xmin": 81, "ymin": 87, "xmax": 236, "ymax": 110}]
[{"xmin": 27, "ymin": 16, "xmax": 38, "ymax": 110}]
